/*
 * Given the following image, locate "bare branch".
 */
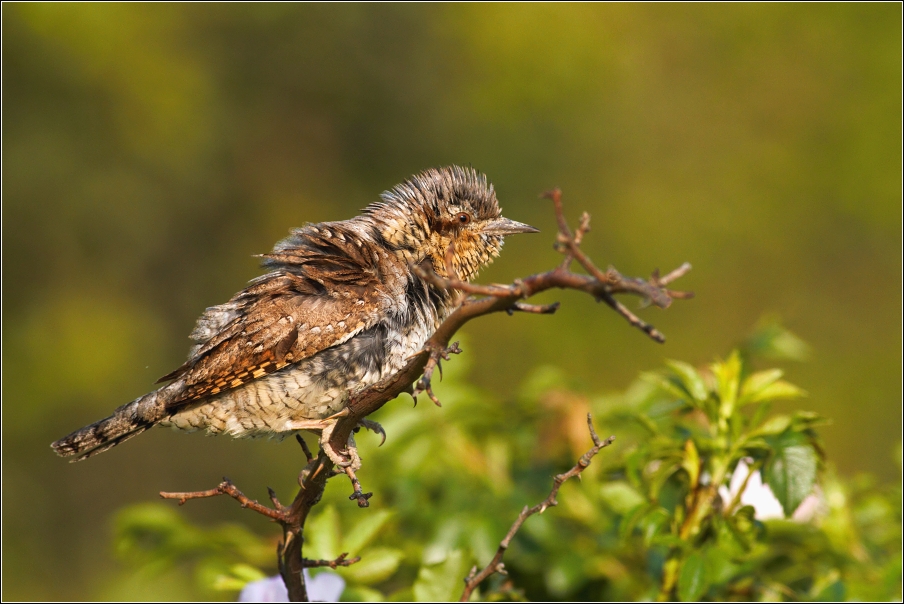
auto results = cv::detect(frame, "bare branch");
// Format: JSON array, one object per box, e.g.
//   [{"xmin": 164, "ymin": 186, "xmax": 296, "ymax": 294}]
[
  {"xmin": 158, "ymin": 188, "xmax": 690, "ymax": 602},
  {"xmin": 160, "ymin": 479, "xmax": 285, "ymax": 522},
  {"xmin": 459, "ymin": 415, "xmax": 616, "ymax": 601},
  {"xmin": 302, "ymin": 552, "xmax": 361, "ymax": 569},
  {"xmin": 507, "ymin": 301, "xmax": 560, "ymax": 315},
  {"xmin": 657, "ymin": 262, "xmax": 693, "ymax": 286}
]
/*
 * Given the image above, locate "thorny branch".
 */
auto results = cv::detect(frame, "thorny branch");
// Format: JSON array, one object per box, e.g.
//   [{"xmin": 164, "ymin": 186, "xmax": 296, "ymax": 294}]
[
  {"xmin": 160, "ymin": 189, "xmax": 692, "ymax": 601},
  {"xmin": 460, "ymin": 414, "xmax": 616, "ymax": 602}
]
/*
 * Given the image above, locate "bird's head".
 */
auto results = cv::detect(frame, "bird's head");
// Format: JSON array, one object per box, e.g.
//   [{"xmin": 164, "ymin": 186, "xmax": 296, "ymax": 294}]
[{"xmin": 366, "ymin": 166, "xmax": 538, "ymax": 281}]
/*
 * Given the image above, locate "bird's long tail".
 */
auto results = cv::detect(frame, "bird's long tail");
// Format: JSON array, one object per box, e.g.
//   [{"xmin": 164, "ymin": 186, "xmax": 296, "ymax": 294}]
[{"xmin": 51, "ymin": 387, "xmax": 171, "ymax": 462}]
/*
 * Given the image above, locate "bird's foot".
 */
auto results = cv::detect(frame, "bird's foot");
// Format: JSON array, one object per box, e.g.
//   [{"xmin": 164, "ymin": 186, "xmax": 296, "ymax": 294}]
[
  {"xmin": 355, "ymin": 418, "xmax": 386, "ymax": 446},
  {"xmin": 286, "ymin": 412, "xmax": 357, "ymax": 469},
  {"xmin": 342, "ymin": 463, "xmax": 373, "ymax": 508},
  {"xmin": 315, "ymin": 413, "xmax": 360, "ymax": 470},
  {"xmin": 412, "ymin": 341, "xmax": 462, "ymax": 407}
]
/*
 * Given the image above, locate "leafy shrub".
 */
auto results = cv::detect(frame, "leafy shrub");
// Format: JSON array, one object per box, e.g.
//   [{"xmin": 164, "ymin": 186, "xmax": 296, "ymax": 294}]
[{"xmin": 111, "ymin": 326, "xmax": 901, "ymax": 601}]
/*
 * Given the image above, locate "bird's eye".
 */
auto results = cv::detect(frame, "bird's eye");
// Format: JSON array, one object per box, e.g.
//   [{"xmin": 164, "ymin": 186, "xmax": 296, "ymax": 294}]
[{"xmin": 456, "ymin": 212, "xmax": 471, "ymax": 225}]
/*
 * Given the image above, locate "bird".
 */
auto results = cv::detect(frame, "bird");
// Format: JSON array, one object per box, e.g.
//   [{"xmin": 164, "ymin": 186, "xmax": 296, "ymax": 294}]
[{"xmin": 51, "ymin": 166, "xmax": 538, "ymax": 462}]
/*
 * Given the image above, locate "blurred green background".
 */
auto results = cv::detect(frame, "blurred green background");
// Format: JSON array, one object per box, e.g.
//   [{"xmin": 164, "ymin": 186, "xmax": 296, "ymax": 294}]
[{"xmin": 2, "ymin": 4, "xmax": 900, "ymax": 600}]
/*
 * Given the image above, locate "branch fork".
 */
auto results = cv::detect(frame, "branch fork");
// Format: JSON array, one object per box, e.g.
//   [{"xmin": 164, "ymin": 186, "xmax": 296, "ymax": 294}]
[{"xmin": 160, "ymin": 188, "xmax": 691, "ymax": 601}]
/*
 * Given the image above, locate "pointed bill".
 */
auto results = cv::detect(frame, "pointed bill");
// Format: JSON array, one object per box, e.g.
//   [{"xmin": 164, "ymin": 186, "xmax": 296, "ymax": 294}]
[{"xmin": 481, "ymin": 217, "xmax": 540, "ymax": 235}]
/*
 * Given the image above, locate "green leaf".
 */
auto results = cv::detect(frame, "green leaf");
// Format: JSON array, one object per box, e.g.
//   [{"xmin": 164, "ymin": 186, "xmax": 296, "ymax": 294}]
[
  {"xmin": 113, "ymin": 503, "xmax": 201, "ymax": 562},
  {"xmin": 343, "ymin": 547, "xmax": 404, "ymax": 585},
  {"xmin": 743, "ymin": 319, "xmax": 811, "ymax": 361},
  {"xmin": 791, "ymin": 410, "xmax": 830, "ymax": 429},
  {"xmin": 618, "ymin": 503, "xmax": 652, "ymax": 543},
  {"xmin": 607, "ymin": 408, "xmax": 661, "ymax": 436},
  {"xmin": 599, "ymin": 482, "xmax": 646, "ymax": 515},
  {"xmin": 763, "ymin": 442, "xmax": 818, "ymax": 517},
  {"xmin": 639, "ymin": 507, "xmax": 671, "ymax": 547},
  {"xmin": 703, "ymin": 545, "xmax": 742, "ymax": 586},
  {"xmin": 725, "ymin": 505, "xmax": 760, "ymax": 550},
  {"xmin": 413, "ymin": 550, "xmax": 468, "ymax": 602},
  {"xmin": 811, "ymin": 570, "xmax": 845, "ymax": 602},
  {"xmin": 341, "ymin": 510, "xmax": 394, "ymax": 556},
  {"xmin": 677, "ymin": 552, "xmax": 710, "ymax": 602},
  {"xmin": 681, "ymin": 439, "xmax": 700, "ymax": 489},
  {"xmin": 648, "ymin": 461, "xmax": 683, "ymax": 502},
  {"xmin": 545, "ymin": 557, "xmax": 586, "ymax": 597},
  {"xmin": 665, "ymin": 360, "xmax": 709, "ymax": 402},
  {"xmin": 738, "ymin": 369, "xmax": 783, "ymax": 404},
  {"xmin": 712, "ymin": 350, "xmax": 742, "ymax": 420},
  {"xmin": 641, "ymin": 372, "xmax": 696, "ymax": 407},
  {"xmin": 210, "ymin": 575, "xmax": 249, "ymax": 592},
  {"xmin": 746, "ymin": 380, "xmax": 806, "ymax": 404},
  {"xmin": 306, "ymin": 506, "xmax": 341, "ymax": 560},
  {"xmin": 749, "ymin": 402, "xmax": 772, "ymax": 432},
  {"xmin": 227, "ymin": 563, "xmax": 267, "ymax": 583},
  {"xmin": 649, "ymin": 534, "xmax": 690, "ymax": 551},
  {"xmin": 739, "ymin": 437, "xmax": 772, "ymax": 458},
  {"xmin": 751, "ymin": 414, "xmax": 792, "ymax": 436},
  {"xmin": 341, "ymin": 585, "xmax": 386, "ymax": 602},
  {"xmin": 210, "ymin": 563, "xmax": 266, "ymax": 591}
]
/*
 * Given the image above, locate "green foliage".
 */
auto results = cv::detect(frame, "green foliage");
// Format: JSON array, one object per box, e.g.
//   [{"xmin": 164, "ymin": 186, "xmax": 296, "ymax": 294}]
[
  {"xmin": 4, "ymin": 5, "xmax": 900, "ymax": 599},
  {"xmin": 112, "ymin": 503, "xmax": 272, "ymax": 598},
  {"xmin": 109, "ymin": 326, "xmax": 901, "ymax": 601}
]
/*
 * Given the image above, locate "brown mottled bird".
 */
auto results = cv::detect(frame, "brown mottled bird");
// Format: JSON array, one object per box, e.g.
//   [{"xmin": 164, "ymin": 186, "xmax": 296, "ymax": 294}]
[{"xmin": 52, "ymin": 166, "xmax": 537, "ymax": 462}]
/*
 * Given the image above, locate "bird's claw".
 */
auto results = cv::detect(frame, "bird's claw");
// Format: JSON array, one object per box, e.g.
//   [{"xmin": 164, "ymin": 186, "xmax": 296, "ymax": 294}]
[
  {"xmin": 412, "ymin": 341, "xmax": 462, "ymax": 407},
  {"xmin": 356, "ymin": 419, "xmax": 387, "ymax": 446}
]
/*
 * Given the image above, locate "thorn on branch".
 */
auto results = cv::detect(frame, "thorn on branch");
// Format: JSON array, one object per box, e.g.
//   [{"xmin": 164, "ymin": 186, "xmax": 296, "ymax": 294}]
[
  {"xmin": 267, "ymin": 487, "xmax": 284, "ymax": 511},
  {"xmin": 295, "ymin": 434, "xmax": 314, "ymax": 463}
]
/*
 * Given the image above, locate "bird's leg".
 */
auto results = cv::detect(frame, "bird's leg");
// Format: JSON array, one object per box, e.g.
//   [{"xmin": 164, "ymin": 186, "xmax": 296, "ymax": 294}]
[
  {"xmin": 343, "ymin": 462, "xmax": 373, "ymax": 508},
  {"xmin": 288, "ymin": 411, "xmax": 386, "ymax": 470},
  {"xmin": 345, "ymin": 432, "xmax": 362, "ymax": 471},
  {"xmin": 285, "ymin": 412, "xmax": 353, "ymax": 468},
  {"xmin": 412, "ymin": 341, "xmax": 462, "ymax": 407},
  {"xmin": 336, "ymin": 418, "xmax": 388, "ymax": 470},
  {"xmin": 317, "ymin": 411, "xmax": 356, "ymax": 469}
]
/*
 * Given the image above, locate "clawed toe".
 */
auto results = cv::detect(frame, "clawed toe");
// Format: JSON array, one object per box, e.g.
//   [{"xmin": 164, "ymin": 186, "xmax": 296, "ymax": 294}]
[{"xmin": 355, "ymin": 419, "xmax": 386, "ymax": 446}]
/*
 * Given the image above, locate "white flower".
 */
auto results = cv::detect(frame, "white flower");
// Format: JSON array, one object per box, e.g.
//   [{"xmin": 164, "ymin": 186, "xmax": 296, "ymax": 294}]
[
  {"xmin": 238, "ymin": 570, "xmax": 345, "ymax": 602},
  {"xmin": 718, "ymin": 459, "xmax": 821, "ymax": 521}
]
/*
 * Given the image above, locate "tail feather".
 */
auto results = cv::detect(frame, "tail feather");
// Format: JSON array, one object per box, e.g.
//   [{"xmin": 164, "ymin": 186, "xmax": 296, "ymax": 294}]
[
  {"xmin": 51, "ymin": 388, "xmax": 170, "ymax": 461},
  {"xmin": 51, "ymin": 417, "xmax": 152, "ymax": 462}
]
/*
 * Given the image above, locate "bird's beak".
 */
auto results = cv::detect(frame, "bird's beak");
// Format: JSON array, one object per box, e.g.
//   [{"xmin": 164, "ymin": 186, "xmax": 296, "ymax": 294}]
[{"xmin": 481, "ymin": 217, "xmax": 540, "ymax": 236}]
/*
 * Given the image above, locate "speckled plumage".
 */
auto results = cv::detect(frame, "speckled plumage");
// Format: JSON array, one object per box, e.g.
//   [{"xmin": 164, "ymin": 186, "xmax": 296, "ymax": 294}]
[{"xmin": 52, "ymin": 166, "xmax": 537, "ymax": 461}]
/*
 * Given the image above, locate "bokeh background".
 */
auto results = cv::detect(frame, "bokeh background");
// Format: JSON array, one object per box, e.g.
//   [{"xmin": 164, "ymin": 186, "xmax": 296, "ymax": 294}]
[{"xmin": 3, "ymin": 4, "xmax": 900, "ymax": 600}]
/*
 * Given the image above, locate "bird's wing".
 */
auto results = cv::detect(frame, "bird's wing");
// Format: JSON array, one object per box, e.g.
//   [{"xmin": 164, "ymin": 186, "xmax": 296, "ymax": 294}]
[{"xmin": 158, "ymin": 223, "xmax": 393, "ymax": 408}]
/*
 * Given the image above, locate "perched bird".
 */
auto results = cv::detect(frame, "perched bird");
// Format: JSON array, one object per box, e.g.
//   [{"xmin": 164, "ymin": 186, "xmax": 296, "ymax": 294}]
[{"xmin": 52, "ymin": 166, "xmax": 537, "ymax": 462}]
